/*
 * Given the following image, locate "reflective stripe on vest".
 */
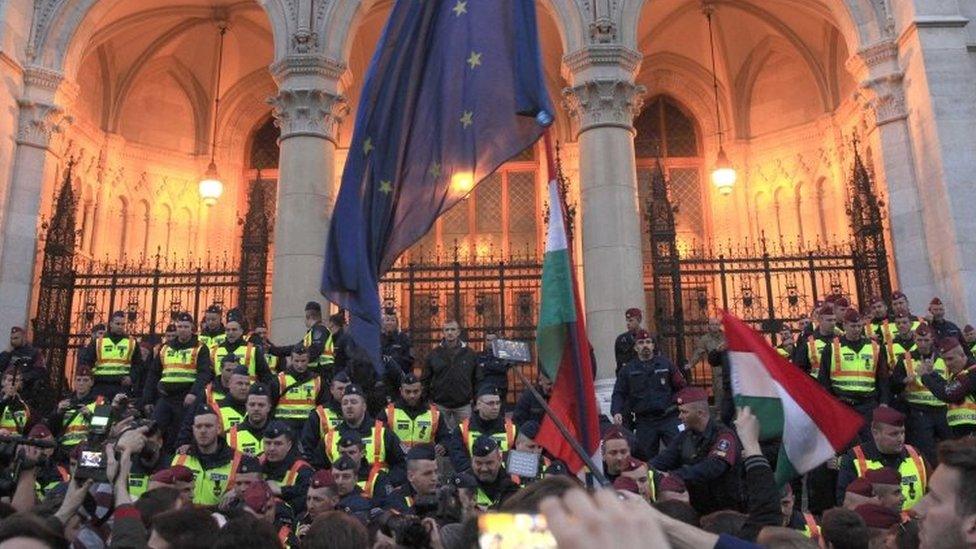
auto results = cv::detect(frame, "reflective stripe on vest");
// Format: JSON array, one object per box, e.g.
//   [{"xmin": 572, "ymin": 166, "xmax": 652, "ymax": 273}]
[
  {"xmin": 831, "ymin": 339, "xmax": 880, "ymax": 393},
  {"xmin": 801, "ymin": 513, "xmax": 823, "ymax": 547},
  {"xmin": 460, "ymin": 418, "xmax": 516, "ymax": 455},
  {"xmin": 227, "ymin": 425, "xmax": 264, "ymax": 456},
  {"xmin": 94, "ymin": 336, "xmax": 136, "ymax": 377},
  {"xmin": 903, "ymin": 354, "xmax": 948, "ymax": 407},
  {"xmin": 34, "ymin": 465, "xmax": 70, "ymax": 500},
  {"xmin": 0, "ymin": 405, "xmax": 29, "ymax": 434},
  {"xmin": 173, "ymin": 451, "xmax": 242, "ymax": 507},
  {"xmin": 160, "ymin": 344, "xmax": 202, "ymax": 384},
  {"xmin": 852, "ymin": 444, "xmax": 927, "ymax": 510},
  {"xmin": 128, "ymin": 472, "xmax": 150, "ymax": 498},
  {"xmin": 324, "ymin": 421, "xmax": 387, "ymax": 465},
  {"xmin": 359, "ymin": 462, "xmax": 387, "ymax": 498},
  {"xmin": 60, "ymin": 396, "xmax": 106, "ymax": 446},
  {"xmin": 275, "ymin": 373, "xmax": 321, "ymax": 420},
  {"xmin": 282, "ymin": 460, "xmax": 310, "ymax": 487},
  {"xmin": 315, "ymin": 406, "xmax": 342, "ymax": 435},
  {"xmin": 807, "ymin": 336, "xmax": 825, "ymax": 378},
  {"xmin": 385, "ymin": 403, "xmax": 440, "ymax": 448},
  {"xmin": 212, "ymin": 343, "xmax": 257, "ymax": 381},
  {"xmin": 199, "ymin": 333, "xmax": 226, "ymax": 351},
  {"xmin": 947, "ymin": 371, "xmax": 976, "ymax": 427},
  {"xmin": 303, "ymin": 329, "xmax": 335, "ymax": 368}
]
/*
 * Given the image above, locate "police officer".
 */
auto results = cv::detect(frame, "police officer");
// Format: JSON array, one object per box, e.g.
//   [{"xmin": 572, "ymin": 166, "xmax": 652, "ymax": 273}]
[
  {"xmin": 143, "ymin": 312, "xmax": 213, "ymax": 452},
  {"xmin": 28, "ymin": 424, "xmax": 69, "ymax": 500},
  {"xmin": 919, "ymin": 336, "xmax": 976, "ymax": 438},
  {"xmin": 50, "ymin": 365, "xmax": 103, "ymax": 452},
  {"xmin": 331, "ymin": 455, "xmax": 373, "ymax": 519},
  {"xmin": 272, "ymin": 346, "xmax": 324, "ymax": 433},
  {"xmin": 226, "ymin": 382, "xmax": 273, "ymax": 456},
  {"xmin": 818, "ymin": 309, "xmax": 890, "ymax": 438},
  {"xmin": 512, "ymin": 371, "xmax": 551, "ymax": 428},
  {"xmin": 271, "ymin": 302, "xmax": 334, "ymax": 377},
  {"xmin": 836, "ymin": 407, "xmax": 929, "ymax": 511},
  {"xmin": 203, "ymin": 353, "xmax": 240, "ymax": 404},
  {"xmin": 296, "ymin": 470, "xmax": 340, "ymax": 539},
  {"xmin": 510, "ymin": 420, "xmax": 559, "ymax": 486},
  {"xmin": 0, "ymin": 367, "xmax": 30, "ymax": 435},
  {"xmin": 385, "ymin": 444, "xmax": 440, "ymax": 512},
  {"xmin": 885, "ymin": 314, "xmax": 917, "ymax": 367},
  {"xmin": 379, "ymin": 373, "xmax": 459, "ymax": 459},
  {"xmin": 775, "ymin": 323, "xmax": 795, "ymax": 359},
  {"xmin": 176, "ymin": 361, "xmax": 249, "ymax": 447},
  {"xmin": 476, "ymin": 330, "xmax": 510, "ymax": 403},
  {"xmin": 651, "ymin": 387, "xmax": 742, "ymax": 515},
  {"xmin": 458, "ymin": 386, "xmax": 517, "ymax": 462},
  {"xmin": 791, "ymin": 304, "xmax": 838, "ymax": 378},
  {"xmin": 314, "ymin": 372, "xmax": 350, "ymax": 429},
  {"xmin": 211, "ymin": 311, "xmax": 273, "ymax": 384},
  {"xmin": 469, "ymin": 436, "xmax": 520, "ymax": 510},
  {"xmin": 301, "ymin": 384, "xmax": 405, "ymax": 475},
  {"xmin": 614, "ymin": 308, "xmax": 643, "ymax": 374},
  {"xmin": 963, "ymin": 325, "xmax": 976, "ymax": 358},
  {"xmin": 335, "ymin": 433, "xmax": 392, "ymax": 501},
  {"xmin": 122, "ymin": 425, "xmax": 167, "ymax": 499},
  {"xmin": 601, "ymin": 426, "xmax": 634, "ymax": 485},
  {"xmin": 892, "ymin": 324, "xmax": 950, "ymax": 463},
  {"xmin": 611, "ymin": 329, "xmax": 686, "ymax": 461},
  {"xmin": 77, "ymin": 310, "xmax": 142, "ymax": 401},
  {"xmin": 381, "ymin": 313, "xmax": 413, "ymax": 374},
  {"xmin": 198, "ymin": 304, "xmax": 227, "ymax": 351},
  {"xmin": 171, "ymin": 403, "xmax": 244, "ymax": 507},
  {"xmin": 890, "ymin": 291, "xmax": 922, "ymax": 331},
  {"xmin": 868, "ymin": 296, "xmax": 895, "ymax": 346},
  {"xmin": 261, "ymin": 421, "xmax": 314, "ymax": 515},
  {"xmin": 926, "ymin": 297, "xmax": 962, "ymax": 341}
]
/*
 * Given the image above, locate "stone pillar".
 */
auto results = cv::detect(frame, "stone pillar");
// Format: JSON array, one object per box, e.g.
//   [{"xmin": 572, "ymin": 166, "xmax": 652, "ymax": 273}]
[
  {"xmin": 0, "ymin": 67, "xmax": 70, "ymax": 337},
  {"xmin": 268, "ymin": 55, "xmax": 347, "ymax": 342},
  {"xmin": 563, "ymin": 45, "xmax": 645, "ymax": 380}
]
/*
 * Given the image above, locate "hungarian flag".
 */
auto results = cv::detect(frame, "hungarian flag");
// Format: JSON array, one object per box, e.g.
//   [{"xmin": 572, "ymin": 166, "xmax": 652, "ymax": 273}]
[
  {"xmin": 723, "ymin": 311, "xmax": 863, "ymax": 484},
  {"xmin": 535, "ymin": 133, "xmax": 601, "ymax": 475}
]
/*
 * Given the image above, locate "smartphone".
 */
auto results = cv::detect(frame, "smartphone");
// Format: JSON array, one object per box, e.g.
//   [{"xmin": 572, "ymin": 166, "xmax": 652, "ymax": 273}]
[{"xmin": 478, "ymin": 513, "xmax": 556, "ymax": 549}]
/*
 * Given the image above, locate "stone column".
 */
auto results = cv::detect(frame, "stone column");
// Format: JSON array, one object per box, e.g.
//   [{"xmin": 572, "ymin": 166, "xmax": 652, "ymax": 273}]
[
  {"xmin": 0, "ymin": 67, "xmax": 70, "ymax": 337},
  {"xmin": 563, "ymin": 45, "xmax": 645, "ymax": 380},
  {"xmin": 268, "ymin": 55, "xmax": 347, "ymax": 342}
]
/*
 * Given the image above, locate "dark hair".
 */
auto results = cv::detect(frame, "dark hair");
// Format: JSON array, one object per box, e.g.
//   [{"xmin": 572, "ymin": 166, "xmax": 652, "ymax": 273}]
[
  {"xmin": 938, "ymin": 438, "xmax": 976, "ymax": 516},
  {"xmin": 700, "ymin": 510, "xmax": 747, "ymax": 536},
  {"xmin": 302, "ymin": 511, "xmax": 369, "ymax": 549},
  {"xmin": 0, "ymin": 512, "xmax": 68, "ymax": 549},
  {"xmin": 150, "ymin": 507, "xmax": 219, "ymax": 549},
  {"xmin": 214, "ymin": 515, "xmax": 281, "ymax": 549},
  {"xmin": 821, "ymin": 507, "xmax": 870, "ymax": 549},
  {"xmin": 654, "ymin": 500, "xmax": 700, "ymax": 526},
  {"xmin": 890, "ymin": 519, "xmax": 920, "ymax": 549},
  {"xmin": 329, "ymin": 313, "xmax": 346, "ymax": 328},
  {"xmin": 500, "ymin": 476, "xmax": 580, "ymax": 513},
  {"xmin": 135, "ymin": 487, "xmax": 182, "ymax": 528},
  {"xmin": 756, "ymin": 526, "xmax": 819, "ymax": 548}
]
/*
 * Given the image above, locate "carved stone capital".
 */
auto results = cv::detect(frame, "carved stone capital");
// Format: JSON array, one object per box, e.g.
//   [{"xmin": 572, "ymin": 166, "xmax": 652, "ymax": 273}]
[
  {"xmin": 269, "ymin": 89, "xmax": 347, "ymax": 142},
  {"xmin": 22, "ymin": 65, "xmax": 63, "ymax": 93},
  {"xmin": 562, "ymin": 79, "xmax": 645, "ymax": 136},
  {"xmin": 862, "ymin": 73, "xmax": 906, "ymax": 126},
  {"xmin": 562, "ymin": 45, "xmax": 642, "ymax": 80},
  {"xmin": 270, "ymin": 54, "xmax": 347, "ymax": 88},
  {"xmin": 16, "ymin": 99, "xmax": 70, "ymax": 149}
]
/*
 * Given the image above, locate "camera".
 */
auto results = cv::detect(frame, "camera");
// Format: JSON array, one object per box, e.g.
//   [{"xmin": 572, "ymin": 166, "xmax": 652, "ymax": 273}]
[
  {"xmin": 375, "ymin": 510, "xmax": 432, "ymax": 549},
  {"xmin": 75, "ymin": 449, "xmax": 108, "ymax": 482}
]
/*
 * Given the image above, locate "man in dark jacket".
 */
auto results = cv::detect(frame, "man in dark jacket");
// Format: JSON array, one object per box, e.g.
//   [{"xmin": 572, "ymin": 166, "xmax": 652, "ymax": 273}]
[
  {"xmin": 0, "ymin": 326, "xmax": 45, "ymax": 401},
  {"xmin": 475, "ymin": 330, "xmax": 510, "ymax": 403},
  {"xmin": 613, "ymin": 308, "xmax": 643, "ymax": 375},
  {"xmin": 512, "ymin": 371, "xmax": 552, "ymax": 428},
  {"xmin": 381, "ymin": 313, "xmax": 413, "ymax": 374},
  {"xmin": 423, "ymin": 320, "xmax": 477, "ymax": 431}
]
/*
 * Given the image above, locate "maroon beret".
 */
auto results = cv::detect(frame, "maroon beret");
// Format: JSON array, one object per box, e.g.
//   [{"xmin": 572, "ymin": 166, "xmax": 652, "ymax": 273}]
[
  {"xmin": 930, "ymin": 297, "xmax": 943, "ymax": 306},
  {"xmin": 855, "ymin": 503, "xmax": 902, "ymax": 529},
  {"xmin": 242, "ymin": 480, "xmax": 274, "ymax": 513},
  {"xmin": 819, "ymin": 304, "xmax": 835, "ymax": 316},
  {"xmin": 310, "ymin": 469, "xmax": 336, "ymax": 489},
  {"xmin": 602, "ymin": 426, "xmax": 627, "ymax": 443},
  {"xmin": 846, "ymin": 477, "xmax": 874, "ymax": 497},
  {"xmin": 864, "ymin": 467, "xmax": 901, "ymax": 486},
  {"xmin": 634, "ymin": 329, "xmax": 652, "ymax": 341},
  {"xmin": 675, "ymin": 387, "xmax": 708, "ymax": 405},
  {"xmin": 625, "ymin": 308, "xmax": 642, "ymax": 320},
  {"xmin": 75, "ymin": 365, "xmax": 94, "ymax": 378},
  {"xmin": 613, "ymin": 476, "xmax": 640, "ymax": 494},
  {"xmin": 28, "ymin": 423, "xmax": 52, "ymax": 440},
  {"xmin": 836, "ymin": 296, "xmax": 851, "ymax": 308},
  {"xmin": 843, "ymin": 309, "xmax": 861, "ymax": 324},
  {"xmin": 620, "ymin": 457, "xmax": 646, "ymax": 473},
  {"xmin": 965, "ymin": 325, "xmax": 975, "ymax": 334},
  {"xmin": 151, "ymin": 465, "xmax": 194, "ymax": 484},
  {"xmin": 659, "ymin": 475, "xmax": 687, "ymax": 494},
  {"xmin": 870, "ymin": 296, "xmax": 885, "ymax": 305},
  {"xmin": 939, "ymin": 336, "xmax": 962, "ymax": 354},
  {"xmin": 892, "ymin": 291, "xmax": 907, "ymax": 301},
  {"xmin": 915, "ymin": 324, "xmax": 932, "ymax": 337},
  {"xmin": 872, "ymin": 406, "xmax": 905, "ymax": 427}
]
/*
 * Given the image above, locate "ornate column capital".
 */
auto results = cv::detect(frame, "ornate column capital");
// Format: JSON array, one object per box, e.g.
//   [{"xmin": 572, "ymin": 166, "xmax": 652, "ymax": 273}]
[
  {"xmin": 270, "ymin": 54, "xmax": 349, "ymax": 91},
  {"xmin": 16, "ymin": 99, "xmax": 70, "ymax": 149},
  {"xmin": 848, "ymin": 40, "xmax": 907, "ymax": 126},
  {"xmin": 268, "ymin": 89, "xmax": 347, "ymax": 142},
  {"xmin": 562, "ymin": 79, "xmax": 645, "ymax": 137},
  {"xmin": 562, "ymin": 44, "xmax": 642, "ymax": 81}
]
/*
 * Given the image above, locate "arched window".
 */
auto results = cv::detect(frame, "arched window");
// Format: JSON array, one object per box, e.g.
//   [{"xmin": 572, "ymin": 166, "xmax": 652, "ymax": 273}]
[
  {"xmin": 249, "ymin": 117, "xmax": 279, "ymax": 170},
  {"xmin": 634, "ymin": 96, "xmax": 706, "ymax": 249}
]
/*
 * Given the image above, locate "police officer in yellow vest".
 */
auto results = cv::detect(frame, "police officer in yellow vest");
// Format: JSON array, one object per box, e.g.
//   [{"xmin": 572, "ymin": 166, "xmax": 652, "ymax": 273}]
[
  {"xmin": 51, "ymin": 365, "xmax": 103, "ymax": 451},
  {"xmin": 378, "ymin": 373, "xmax": 465, "ymax": 471},
  {"xmin": 300, "ymin": 384, "xmax": 406, "ymax": 475},
  {"xmin": 919, "ymin": 336, "xmax": 976, "ymax": 438},
  {"xmin": 469, "ymin": 436, "xmax": 520, "ymax": 510},
  {"xmin": 143, "ymin": 312, "xmax": 214, "ymax": 453},
  {"xmin": 227, "ymin": 382, "xmax": 273, "ymax": 456},
  {"xmin": 335, "ymin": 432, "xmax": 392, "ymax": 501},
  {"xmin": 819, "ymin": 309, "xmax": 890, "ymax": 440},
  {"xmin": 270, "ymin": 302, "xmax": 334, "ymax": 378},
  {"xmin": 458, "ymin": 386, "xmax": 517, "ymax": 464},
  {"xmin": 891, "ymin": 291, "xmax": 923, "ymax": 332},
  {"xmin": 0, "ymin": 367, "xmax": 30, "ymax": 435},
  {"xmin": 203, "ymin": 352, "xmax": 239, "ymax": 404},
  {"xmin": 27, "ymin": 424, "xmax": 69, "ymax": 500},
  {"xmin": 171, "ymin": 403, "xmax": 243, "ymax": 507},
  {"xmin": 175, "ymin": 361, "xmax": 249, "ymax": 448},
  {"xmin": 791, "ymin": 304, "xmax": 837, "ymax": 378},
  {"xmin": 198, "ymin": 304, "xmax": 227, "ymax": 351},
  {"xmin": 249, "ymin": 322, "xmax": 279, "ymax": 373},
  {"xmin": 775, "ymin": 323, "xmax": 795, "ymax": 359},
  {"xmin": 78, "ymin": 310, "xmax": 143, "ymax": 401},
  {"xmin": 122, "ymin": 425, "xmax": 167, "ymax": 499},
  {"xmin": 298, "ymin": 373, "xmax": 350, "ymax": 467},
  {"xmin": 886, "ymin": 314, "xmax": 917, "ymax": 367},
  {"xmin": 892, "ymin": 324, "xmax": 950, "ymax": 464},
  {"xmin": 868, "ymin": 295, "xmax": 895, "ymax": 345},
  {"xmin": 260, "ymin": 421, "xmax": 314, "ymax": 515},
  {"xmin": 383, "ymin": 444, "xmax": 439, "ymax": 513},
  {"xmin": 836, "ymin": 407, "xmax": 929, "ymax": 511},
  {"xmin": 211, "ymin": 312, "xmax": 273, "ymax": 384},
  {"xmin": 272, "ymin": 346, "xmax": 324, "ymax": 433}
]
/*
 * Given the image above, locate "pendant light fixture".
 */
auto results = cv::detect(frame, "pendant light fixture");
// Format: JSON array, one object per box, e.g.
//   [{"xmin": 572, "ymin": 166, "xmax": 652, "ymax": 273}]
[
  {"xmin": 705, "ymin": 5, "xmax": 736, "ymax": 195},
  {"xmin": 199, "ymin": 23, "xmax": 227, "ymax": 206}
]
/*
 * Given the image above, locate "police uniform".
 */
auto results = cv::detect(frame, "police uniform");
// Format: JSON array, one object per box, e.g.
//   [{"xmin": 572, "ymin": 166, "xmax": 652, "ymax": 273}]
[
  {"xmin": 226, "ymin": 383, "xmax": 273, "ymax": 456},
  {"xmin": 171, "ymin": 405, "xmax": 243, "ymax": 506},
  {"xmin": 51, "ymin": 368, "xmax": 105, "ymax": 450},
  {"xmin": 261, "ymin": 421, "xmax": 315, "ymax": 515},
  {"xmin": 892, "ymin": 334, "xmax": 951, "ymax": 463},
  {"xmin": 469, "ymin": 437, "xmax": 520, "ymax": 510},
  {"xmin": 886, "ymin": 334, "xmax": 917, "ymax": 369},
  {"xmin": 459, "ymin": 387, "xmax": 517, "ymax": 460},
  {"xmin": 0, "ymin": 390, "xmax": 29, "ymax": 435},
  {"xmin": 651, "ymin": 388, "xmax": 743, "ymax": 516},
  {"xmin": 379, "ymin": 375, "xmax": 457, "ymax": 456},
  {"xmin": 383, "ymin": 444, "xmax": 439, "ymax": 512},
  {"xmin": 381, "ymin": 329, "xmax": 413, "ymax": 374},
  {"xmin": 613, "ymin": 308, "xmax": 643, "ymax": 375},
  {"xmin": 920, "ymin": 338, "xmax": 976, "ymax": 438},
  {"xmin": 337, "ymin": 433, "xmax": 393, "ymax": 501},
  {"xmin": 476, "ymin": 346, "xmax": 510, "ymax": 404},
  {"xmin": 78, "ymin": 312, "xmax": 143, "ymax": 400},
  {"xmin": 270, "ymin": 302, "xmax": 335, "ymax": 377},
  {"xmin": 611, "ymin": 333, "xmax": 686, "ymax": 461},
  {"xmin": 928, "ymin": 298, "xmax": 962, "ymax": 341},
  {"xmin": 962, "ymin": 326, "xmax": 976, "ymax": 359},
  {"xmin": 211, "ymin": 337, "xmax": 272, "ymax": 384},
  {"xmin": 331, "ymin": 455, "xmax": 374, "ymax": 521},
  {"xmin": 836, "ymin": 408, "xmax": 929, "ymax": 510},
  {"xmin": 198, "ymin": 305, "xmax": 227, "ymax": 351},
  {"xmin": 272, "ymin": 362, "xmax": 323, "ymax": 433}
]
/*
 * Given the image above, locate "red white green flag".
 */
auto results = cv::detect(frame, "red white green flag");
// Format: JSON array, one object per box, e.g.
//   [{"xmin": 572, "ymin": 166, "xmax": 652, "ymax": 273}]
[
  {"xmin": 723, "ymin": 311, "xmax": 863, "ymax": 484},
  {"xmin": 535, "ymin": 134, "xmax": 601, "ymax": 475}
]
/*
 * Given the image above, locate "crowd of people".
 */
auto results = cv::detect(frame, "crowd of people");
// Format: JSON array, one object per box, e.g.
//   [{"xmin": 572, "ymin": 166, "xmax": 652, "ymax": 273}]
[{"xmin": 0, "ymin": 291, "xmax": 973, "ymax": 548}]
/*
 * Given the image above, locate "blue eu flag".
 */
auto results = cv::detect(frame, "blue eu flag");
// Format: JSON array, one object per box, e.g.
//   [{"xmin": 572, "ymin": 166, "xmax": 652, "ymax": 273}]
[{"xmin": 322, "ymin": 0, "xmax": 554, "ymax": 370}]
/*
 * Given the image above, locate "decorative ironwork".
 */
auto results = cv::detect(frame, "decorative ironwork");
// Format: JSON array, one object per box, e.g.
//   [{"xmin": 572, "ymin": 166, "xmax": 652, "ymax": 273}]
[
  {"xmin": 542, "ymin": 142, "xmax": 577, "ymax": 246},
  {"xmin": 238, "ymin": 174, "xmax": 273, "ymax": 328},
  {"xmin": 847, "ymin": 137, "xmax": 892, "ymax": 304},
  {"xmin": 647, "ymin": 159, "xmax": 685, "ymax": 360}
]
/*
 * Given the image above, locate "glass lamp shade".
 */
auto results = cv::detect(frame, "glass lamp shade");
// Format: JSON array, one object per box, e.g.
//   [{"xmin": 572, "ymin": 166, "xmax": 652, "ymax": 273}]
[
  {"xmin": 451, "ymin": 171, "xmax": 475, "ymax": 196},
  {"xmin": 198, "ymin": 162, "xmax": 224, "ymax": 206},
  {"xmin": 711, "ymin": 148, "xmax": 736, "ymax": 195}
]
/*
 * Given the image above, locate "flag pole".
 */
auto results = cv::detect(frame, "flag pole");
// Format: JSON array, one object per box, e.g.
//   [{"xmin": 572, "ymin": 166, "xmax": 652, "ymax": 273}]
[{"xmin": 512, "ymin": 368, "xmax": 610, "ymax": 487}]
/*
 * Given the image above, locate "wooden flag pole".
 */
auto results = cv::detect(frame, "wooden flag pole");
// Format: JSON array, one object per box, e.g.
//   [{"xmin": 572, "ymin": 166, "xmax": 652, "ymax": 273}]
[{"xmin": 512, "ymin": 368, "xmax": 610, "ymax": 487}]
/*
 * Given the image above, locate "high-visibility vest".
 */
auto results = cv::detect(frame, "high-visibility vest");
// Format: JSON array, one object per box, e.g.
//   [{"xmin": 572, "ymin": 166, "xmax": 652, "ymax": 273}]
[
  {"xmin": 776, "ymin": 346, "xmax": 792, "ymax": 359},
  {"xmin": 172, "ymin": 451, "xmax": 243, "ymax": 506},
  {"xmin": 159, "ymin": 344, "xmax": 203, "ymax": 385},
  {"xmin": 227, "ymin": 424, "xmax": 264, "ymax": 456},
  {"xmin": 872, "ymin": 320, "xmax": 894, "ymax": 345},
  {"xmin": 94, "ymin": 336, "xmax": 136, "ymax": 377},
  {"xmin": 474, "ymin": 475, "xmax": 520, "ymax": 509},
  {"xmin": 60, "ymin": 396, "xmax": 106, "ymax": 447},
  {"xmin": 209, "ymin": 401, "xmax": 245, "ymax": 433},
  {"xmin": 303, "ymin": 328, "xmax": 335, "ymax": 369},
  {"xmin": 128, "ymin": 471, "xmax": 150, "ymax": 498},
  {"xmin": 356, "ymin": 462, "xmax": 387, "ymax": 498},
  {"xmin": 199, "ymin": 332, "xmax": 227, "ymax": 351},
  {"xmin": 852, "ymin": 445, "xmax": 927, "ymax": 510},
  {"xmin": 212, "ymin": 342, "xmax": 258, "ymax": 381},
  {"xmin": 0, "ymin": 402, "xmax": 29, "ymax": 434},
  {"xmin": 947, "ymin": 370, "xmax": 976, "ymax": 427},
  {"xmin": 807, "ymin": 336, "xmax": 828, "ymax": 377},
  {"xmin": 385, "ymin": 403, "xmax": 440, "ymax": 448},
  {"xmin": 267, "ymin": 354, "xmax": 279, "ymax": 373},
  {"xmin": 800, "ymin": 512, "xmax": 823, "ymax": 547},
  {"xmin": 274, "ymin": 373, "xmax": 321, "ymax": 420},
  {"xmin": 968, "ymin": 341, "xmax": 976, "ymax": 357},
  {"xmin": 830, "ymin": 339, "xmax": 880, "ymax": 394},
  {"xmin": 261, "ymin": 457, "xmax": 311, "ymax": 488},
  {"xmin": 460, "ymin": 418, "xmax": 516, "ymax": 455},
  {"xmin": 315, "ymin": 406, "xmax": 343, "ymax": 432},
  {"xmin": 322, "ymin": 421, "xmax": 387, "ymax": 466},
  {"xmin": 34, "ymin": 465, "xmax": 69, "ymax": 500},
  {"xmin": 887, "ymin": 337, "xmax": 915, "ymax": 368},
  {"xmin": 902, "ymin": 353, "xmax": 947, "ymax": 407}
]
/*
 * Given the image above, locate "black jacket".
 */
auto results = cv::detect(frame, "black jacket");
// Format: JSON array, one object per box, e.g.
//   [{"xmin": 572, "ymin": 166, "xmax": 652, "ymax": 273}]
[
  {"xmin": 423, "ymin": 341, "xmax": 478, "ymax": 408},
  {"xmin": 381, "ymin": 331, "xmax": 414, "ymax": 374},
  {"xmin": 263, "ymin": 448, "xmax": 314, "ymax": 515}
]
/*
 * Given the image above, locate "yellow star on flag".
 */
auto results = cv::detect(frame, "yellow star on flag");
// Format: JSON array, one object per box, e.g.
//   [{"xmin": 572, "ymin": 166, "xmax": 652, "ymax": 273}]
[
  {"xmin": 429, "ymin": 162, "xmax": 442, "ymax": 178},
  {"xmin": 452, "ymin": 0, "xmax": 467, "ymax": 17},
  {"xmin": 466, "ymin": 51, "xmax": 482, "ymax": 69},
  {"xmin": 379, "ymin": 180, "xmax": 393, "ymax": 194},
  {"xmin": 460, "ymin": 111, "xmax": 473, "ymax": 128},
  {"xmin": 363, "ymin": 138, "xmax": 374, "ymax": 155}
]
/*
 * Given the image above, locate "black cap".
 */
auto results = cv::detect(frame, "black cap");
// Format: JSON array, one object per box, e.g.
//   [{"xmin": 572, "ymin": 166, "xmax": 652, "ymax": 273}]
[
  {"xmin": 92, "ymin": 323, "xmax": 106, "ymax": 332},
  {"xmin": 332, "ymin": 371, "xmax": 350, "ymax": 384},
  {"xmin": 176, "ymin": 312, "xmax": 193, "ymax": 323},
  {"xmin": 402, "ymin": 373, "xmax": 420, "ymax": 385},
  {"xmin": 305, "ymin": 301, "xmax": 322, "ymax": 313},
  {"xmin": 165, "ymin": 323, "xmax": 177, "ymax": 332},
  {"xmin": 206, "ymin": 304, "xmax": 222, "ymax": 314},
  {"xmin": 520, "ymin": 420, "xmax": 540, "ymax": 439},
  {"xmin": 332, "ymin": 455, "xmax": 358, "ymax": 471},
  {"xmin": 248, "ymin": 382, "xmax": 270, "ymax": 397},
  {"xmin": 292, "ymin": 345, "xmax": 309, "ymax": 355},
  {"xmin": 263, "ymin": 420, "xmax": 293, "ymax": 440},
  {"xmin": 343, "ymin": 384, "xmax": 365, "ymax": 398},
  {"xmin": 237, "ymin": 454, "xmax": 263, "ymax": 475},
  {"xmin": 476, "ymin": 385, "xmax": 500, "ymax": 399},
  {"xmin": 226, "ymin": 308, "xmax": 243, "ymax": 323},
  {"xmin": 110, "ymin": 310, "xmax": 126, "ymax": 320},
  {"xmin": 450, "ymin": 472, "xmax": 479, "ymax": 489},
  {"xmin": 406, "ymin": 444, "xmax": 436, "ymax": 461},
  {"xmin": 471, "ymin": 435, "xmax": 499, "ymax": 457},
  {"xmin": 338, "ymin": 433, "xmax": 363, "ymax": 448},
  {"xmin": 193, "ymin": 403, "xmax": 219, "ymax": 419},
  {"xmin": 221, "ymin": 353, "xmax": 241, "ymax": 365},
  {"xmin": 230, "ymin": 364, "xmax": 250, "ymax": 377}
]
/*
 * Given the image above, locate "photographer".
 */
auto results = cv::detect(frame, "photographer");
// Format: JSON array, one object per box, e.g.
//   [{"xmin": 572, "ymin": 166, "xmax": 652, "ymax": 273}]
[
  {"xmin": 49, "ymin": 366, "xmax": 103, "ymax": 454},
  {"xmin": 117, "ymin": 422, "xmax": 168, "ymax": 499}
]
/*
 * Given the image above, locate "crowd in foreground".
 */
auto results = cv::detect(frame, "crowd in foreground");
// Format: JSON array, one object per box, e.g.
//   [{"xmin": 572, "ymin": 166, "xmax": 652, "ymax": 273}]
[{"xmin": 0, "ymin": 290, "xmax": 972, "ymax": 548}]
